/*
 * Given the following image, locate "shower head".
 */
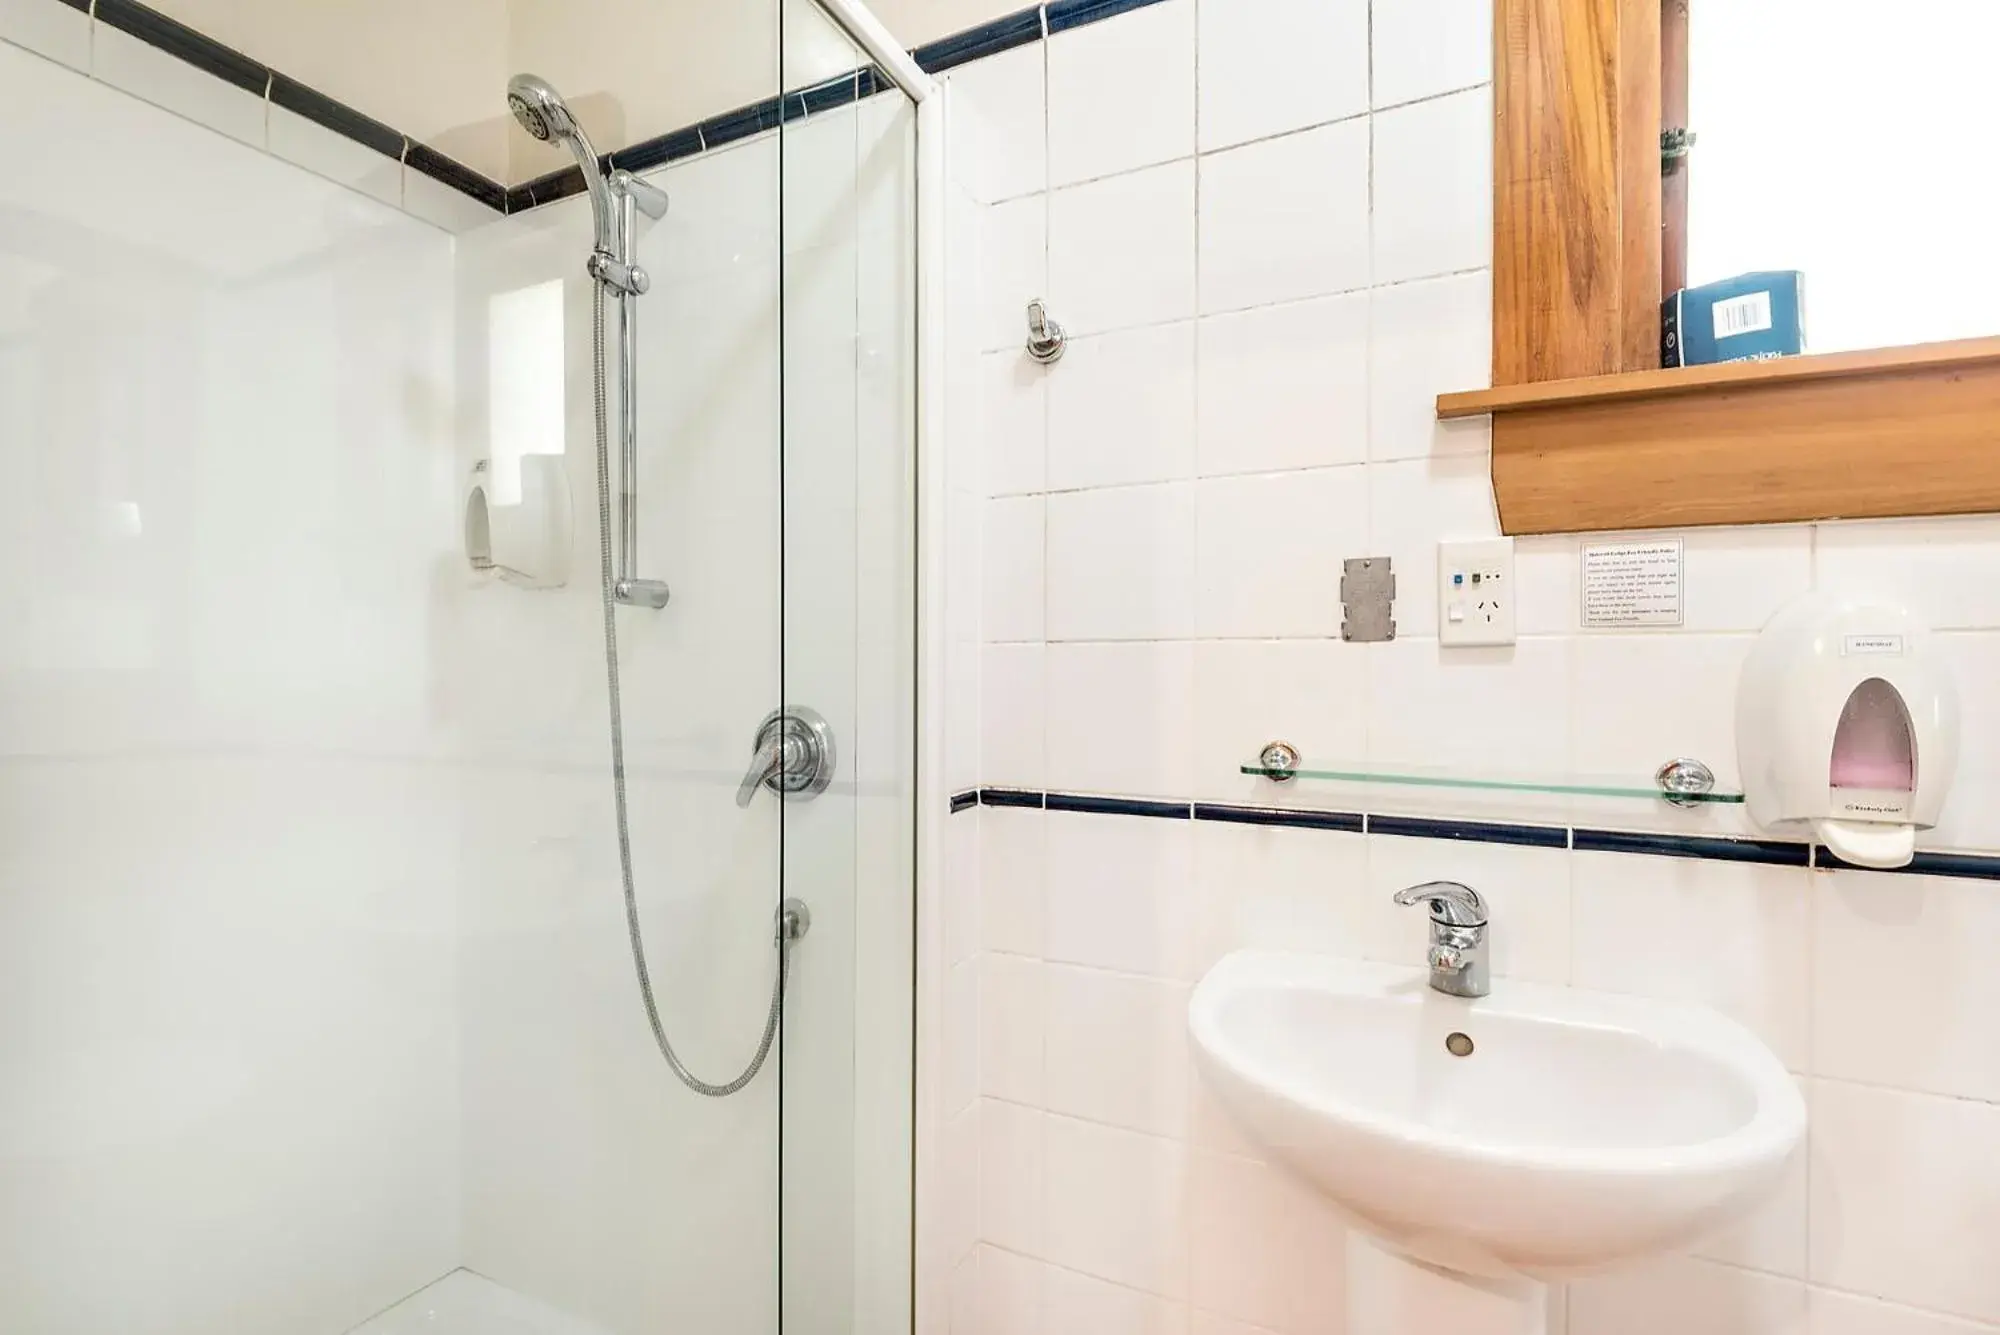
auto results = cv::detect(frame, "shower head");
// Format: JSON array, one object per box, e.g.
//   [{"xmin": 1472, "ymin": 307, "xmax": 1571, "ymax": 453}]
[
  {"xmin": 505, "ymin": 73, "xmax": 618, "ymax": 262},
  {"xmin": 506, "ymin": 74, "xmax": 579, "ymax": 144}
]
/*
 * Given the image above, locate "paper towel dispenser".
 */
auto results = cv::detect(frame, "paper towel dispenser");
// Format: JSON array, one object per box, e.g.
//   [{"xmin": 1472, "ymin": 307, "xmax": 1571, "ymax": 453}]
[
  {"xmin": 1737, "ymin": 594, "xmax": 1958, "ymax": 868},
  {"xmin": 465, "ymin": 455, "xmax": 572, "ymax": 589}
]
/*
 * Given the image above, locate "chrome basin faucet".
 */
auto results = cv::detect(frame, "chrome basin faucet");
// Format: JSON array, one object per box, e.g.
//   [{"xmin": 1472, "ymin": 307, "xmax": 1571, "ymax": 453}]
[{"xmin": 1392, "ymin": 881, "xmax": 1490, "ymax": 998}]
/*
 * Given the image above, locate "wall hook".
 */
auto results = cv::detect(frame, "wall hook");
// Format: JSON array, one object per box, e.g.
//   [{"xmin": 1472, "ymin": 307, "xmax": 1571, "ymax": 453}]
[{"xmin": 1025, "ymin": 299, "xmax": 1066, "ymax": 364}]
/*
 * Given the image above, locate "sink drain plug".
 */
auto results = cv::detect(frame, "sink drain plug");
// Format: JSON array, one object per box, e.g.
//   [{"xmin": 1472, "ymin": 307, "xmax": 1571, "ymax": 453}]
[{"xmin": 1445, "ymin": 1032, "xmax": 1475, "ymax": 1057}]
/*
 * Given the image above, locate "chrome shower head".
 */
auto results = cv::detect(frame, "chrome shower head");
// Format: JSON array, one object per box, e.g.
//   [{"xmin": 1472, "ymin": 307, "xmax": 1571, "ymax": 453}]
[
  {"xmin": 506, "ymin": 74, "xmax": 577, "ymax": 144},
  {"xmin": 505, "ymin": 73, "xmax": 619, "ymax": 263}
]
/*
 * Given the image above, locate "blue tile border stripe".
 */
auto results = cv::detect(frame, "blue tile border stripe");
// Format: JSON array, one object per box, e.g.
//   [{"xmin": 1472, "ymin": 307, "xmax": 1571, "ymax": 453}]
[
  {"xmin": 1193, "ymin": 804, "xmax": 1366, "ymax": 833},
  {"xmin": 1367, "ymin": 813, "xmax": 1569, "ymax": 849},
  {"xmin": 978, "ymin": 787, "xmax": 1046, "ymax": 809},
  {"xmin": 1044, "ymin": 0, "xmax": 1171, "ymax": 35},
  {"xmin": 947, "ymin": 787, "xmax": 2000, "ymax": 880},
  {"xmin": 1046, "ymin": 793, "xmax": 1192, "ymax": 819},
  {"xmin": 1814, "ymin": 846, "xmax": 2000, "ymax": 880},
  {"xmin": 910, "ymin": 6, "xmax": 1045, "ymax": 71},
  {"xmin": 1572, "ymin": 827, "xmax": 1811, "ymax": 867}
]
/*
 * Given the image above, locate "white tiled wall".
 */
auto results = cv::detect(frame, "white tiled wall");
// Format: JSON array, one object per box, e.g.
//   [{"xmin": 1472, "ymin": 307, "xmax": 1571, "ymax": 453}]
[{"xmin": 937, "ymin": 0, "xmax": 2000, "ymax": 1332}]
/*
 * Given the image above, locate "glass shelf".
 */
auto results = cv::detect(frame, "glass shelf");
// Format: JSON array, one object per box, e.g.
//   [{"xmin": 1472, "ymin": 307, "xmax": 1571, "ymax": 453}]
[{"xmin": 1239, "ymin": 761, "xmax": 1746, "ymax": 805}]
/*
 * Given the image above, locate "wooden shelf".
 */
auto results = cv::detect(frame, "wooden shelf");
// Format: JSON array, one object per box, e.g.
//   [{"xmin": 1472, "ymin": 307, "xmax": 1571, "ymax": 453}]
[{"xmin": 1435, "ymin": 337, "xmax": 2000, "ymax": 535}]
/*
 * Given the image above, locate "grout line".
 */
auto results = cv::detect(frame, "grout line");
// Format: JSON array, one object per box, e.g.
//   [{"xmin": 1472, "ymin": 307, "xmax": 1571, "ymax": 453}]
[{"xmin": 971, "ymin": 261, "xmax": 1491, "ymax": 358}]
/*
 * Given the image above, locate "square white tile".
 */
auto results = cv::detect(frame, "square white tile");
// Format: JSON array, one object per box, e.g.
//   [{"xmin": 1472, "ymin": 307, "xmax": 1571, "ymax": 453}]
[
  {"xmin": 1366, "ymin": 453, "xmax": 1500, "ymax": 635},
  {"xmin": 1512, "ymin": 535, "xmax": 1578, "ymax": 637},
  {"xmin": 1808, "ymin": 1289, "xmax": 2000, "ymax": 1335},
  {"xmin": 1192, "ymin": 821, "xmax": 1372, "ymax": 974},
  {"xmin": 1816, "ymin": 513, "xmax": 2000, "ymax": 631},
  {"xmin": 982, "ymin": 495, "xmax": 1046, "ymax": 642},
  {"xmin": 93, "ymin": 25, "xmax": 267, "ymax": 148},
  {"xmin": 1047, "ymin": 0, "xmax": 1195, "ymax": 186},
  {"xmin": 1570, "ymin": 851, "xmax": 1811, "ymax": 1069},
  {"xmin": 981, "ymin": 643, "xmax": 1046, "ymax": 788},
  {"xmin": 269, "ymin": 106, "xmax": 402, "ymax": 207},
  {"xmin": 1048, "ymin": 322, "xmax": 1197, "ymax": 490},
  {"xmin": 1047, "ymin": 483, "xmax": 1196, "ymax": 641},
  {"xmin": 1050, "ymin": 160, "xmax": 1197, "ymax": 334},
  {"xmin": 1568, "ymin": 1254, "xmax": 1806, "ymax": 1335},
  {"xmin": 1646, "ymin": 524, "xmax": 1815, "ymax": 633},
  {"xmin": 1372, "ymin": 87, "xmax": 1492, "ymax": 284},
  {"xmin": 404, "ymin": 169, "xmax": 502, "ymax": 233},
  {"xmin": 1195, "ymin": 468, "xmax": 1367, "ymax": 638},
  {"xmin": 1197, "ymin": 0, "xmax": 1369, "ymax": 151},
  {"xmin": 1043, "ymin": 1115, "xmax": 1189, "ymax": 1296},
  {"xmin": 1045, "ymin": 642, "xmax": 1196, "ymax": 798},
  {"xmin": 1045, "ymin": 809, "xmax": 1198, "ymax": 978},
  {"xmin": 981, "ymin": 350, "xmax": 1048, "ymax": 497},
  {"xmin": 944, "ymin": 1108, "xmax": 981, "ymax": 1271},
  {"xmin": 979, "ymin": 1097, "xmax": 1047, "ymax": 1255},
  {"xmin": 1369, "ymin": 269, "xmax": 1493, "ymax": 462},
  {"xmin": 1043, "ymin": 1265, "xmax": 1188, "ymax": 1335},
  {"xmin": 978, "ymin": 952, "xmax": 1045, "ymax": 1104},
  {"xmin": 1197, "ymin": 292, "xmax": 1369, "ymax": 477},
  {"xmin": 1812, "ymin": 867, "xmax": 2000, "ymax": 1102},
  {"xmin": 948, "ymin": 42, "xmax": 1048, "ymax": 203},
  {"xmin": 1810, "ymin": 1078, "xmax": 2000, "ymax": 1324},
  {"xmin": 1191, "ymin": 639, "xmax": 1368, "ymax": 805},
  {"xmin": 1043, "ymin": 965, "xmax": 1190, "ymax": 1138},
  {"xmin": 977, "ymin": 1244, "xmax": 1046, "ymax": 1335},
  {"xmin": 1188, "ymin": 1149, "xmax": 1348, "ymax": 1331},
  {"xmin": 945, "ymin": 959, "xmax": 978, "ymax": 1115},
  {"xmin": 1925, "ymin": 631, "xmax": 2000, "ymax": 852},
  {"xmin": 1199, "ymin": 119, "xmax": 1369, "ymax": 314},
  {"xmin": 947, "ymin": 808, "xmax": 982, "ymax": 966},
  {"xmin": 979, "ymin": 193, "xmax": 1049, "ymax": 353},
  {"xmin": 1568, "ymin": 634, "xmax": 1755, "ymax": 833},
  {"xmin": 0, "ymin": 0, "xmax": 88, "ymax": 70},
  {"xmin": 1372, "ymin": 0, "xmax": 1494, "ymax": 108},
  {"xmin": 980, "ymin": 806, "xmax": 1047, "ymax": 956},
  {"xmin": 1365, "ymin": 636, "xmax": 1572, "ymax": 793}
]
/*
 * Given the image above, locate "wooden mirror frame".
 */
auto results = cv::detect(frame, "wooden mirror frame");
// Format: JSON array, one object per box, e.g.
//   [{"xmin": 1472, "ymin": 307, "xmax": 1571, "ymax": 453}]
[{"xmin": 1439, "ymin": 0, "xmax": 2000, "ymax": 536}]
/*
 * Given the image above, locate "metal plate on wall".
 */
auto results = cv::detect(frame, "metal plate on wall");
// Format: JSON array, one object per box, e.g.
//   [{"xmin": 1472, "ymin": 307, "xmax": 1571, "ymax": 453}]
[{"xmin": 1341, "ymin": 557, "xmax": 1396, "ymax": 642}]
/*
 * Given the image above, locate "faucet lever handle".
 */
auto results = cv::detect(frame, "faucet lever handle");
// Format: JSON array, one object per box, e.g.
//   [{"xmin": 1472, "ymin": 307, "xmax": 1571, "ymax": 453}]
[{"xmin": 1391, "ymin": 880, "xmax": 1488, "ymax": 927}]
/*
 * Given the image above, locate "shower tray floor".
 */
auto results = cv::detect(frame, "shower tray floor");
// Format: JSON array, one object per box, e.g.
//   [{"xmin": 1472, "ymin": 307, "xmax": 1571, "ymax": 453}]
[{"xmin": 350, "ymin": 1269, "xmax": 613, "ymax": 1335}]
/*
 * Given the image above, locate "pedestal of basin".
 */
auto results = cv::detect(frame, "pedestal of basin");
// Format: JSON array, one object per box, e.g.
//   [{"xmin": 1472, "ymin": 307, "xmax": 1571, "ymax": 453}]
[{"xmin": 1346, "ymin": 1235, "xmax": 1550, "ymax": 1335}]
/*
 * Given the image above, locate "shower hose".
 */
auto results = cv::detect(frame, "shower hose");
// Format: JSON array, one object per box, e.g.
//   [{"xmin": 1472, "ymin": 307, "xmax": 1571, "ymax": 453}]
[{"xmin": 589, "ymin": 281, "xmax": 793, "ymax": 1098}]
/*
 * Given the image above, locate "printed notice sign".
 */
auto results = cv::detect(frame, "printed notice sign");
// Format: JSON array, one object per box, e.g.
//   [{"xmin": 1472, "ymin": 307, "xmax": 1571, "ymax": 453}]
[{"xmin": 1581, "ymin": 540, "xmax": 1684, "ymax": 628}]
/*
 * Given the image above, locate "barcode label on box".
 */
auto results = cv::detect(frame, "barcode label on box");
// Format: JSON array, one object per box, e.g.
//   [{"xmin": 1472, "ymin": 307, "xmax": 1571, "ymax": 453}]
[{"xmin": 1713, "ymin": 291, "xmax": 1773, "ymax": 339}]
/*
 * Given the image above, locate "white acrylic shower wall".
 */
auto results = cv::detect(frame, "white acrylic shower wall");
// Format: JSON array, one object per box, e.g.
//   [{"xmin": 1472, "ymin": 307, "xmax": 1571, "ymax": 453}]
[{"xmin": 0, "ymin": 35, "xmax": 461, "ymax": 1335}]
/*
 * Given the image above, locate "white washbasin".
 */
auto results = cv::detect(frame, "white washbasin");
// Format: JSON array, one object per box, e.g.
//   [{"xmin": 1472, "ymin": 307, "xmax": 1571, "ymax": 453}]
[{"xmin": 1188, "ymin": 950, "xmax": 1806, "ymax": 1279}]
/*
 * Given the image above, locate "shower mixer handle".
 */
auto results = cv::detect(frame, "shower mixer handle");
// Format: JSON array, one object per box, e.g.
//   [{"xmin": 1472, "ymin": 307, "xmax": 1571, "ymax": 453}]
[{"xmin": 736, "ymin": 707, "xmax": 837, "ymax": 808}]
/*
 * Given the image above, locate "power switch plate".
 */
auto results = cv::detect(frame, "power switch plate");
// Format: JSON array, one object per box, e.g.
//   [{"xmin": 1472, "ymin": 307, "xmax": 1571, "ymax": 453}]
[{"xmin": 1438, "ymin": 538, "xmax": 1517, "ymax": 646}]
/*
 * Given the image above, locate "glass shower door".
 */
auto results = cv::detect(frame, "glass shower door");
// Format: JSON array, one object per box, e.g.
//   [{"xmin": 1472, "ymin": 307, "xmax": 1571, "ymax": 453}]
[{"xmin": 776, "ymin": 1, "xmax": 919, "ymax": 1331}]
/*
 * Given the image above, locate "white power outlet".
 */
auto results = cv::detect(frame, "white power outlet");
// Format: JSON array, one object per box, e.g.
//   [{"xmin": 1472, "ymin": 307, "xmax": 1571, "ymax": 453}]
[{"xmin": 1438, "ymin": 538, "xmax": 1517, "ymax": 646}]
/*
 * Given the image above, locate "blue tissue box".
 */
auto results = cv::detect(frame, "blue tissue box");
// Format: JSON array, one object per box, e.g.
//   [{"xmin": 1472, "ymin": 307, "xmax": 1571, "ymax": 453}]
[{"xmin": 1662, "ymin": 271, "xmax": 1806, "ymax": 367}]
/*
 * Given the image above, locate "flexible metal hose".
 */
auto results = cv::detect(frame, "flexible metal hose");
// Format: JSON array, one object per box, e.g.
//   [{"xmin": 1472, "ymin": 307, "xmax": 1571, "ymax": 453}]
[{"xmin": 590, "ymin": 280, "xmax": 791, "ymax": 1098}]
